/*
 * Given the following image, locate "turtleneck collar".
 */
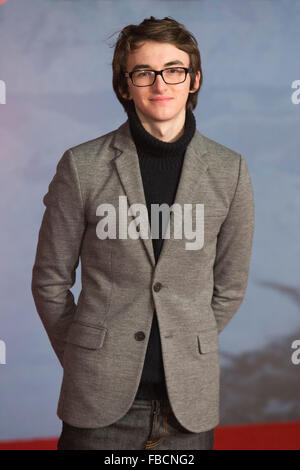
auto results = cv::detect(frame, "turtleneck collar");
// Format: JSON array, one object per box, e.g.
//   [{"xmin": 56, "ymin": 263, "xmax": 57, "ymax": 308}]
[{"xmin": 126, "ymin": 100, "xmax": 196, "ymax": 158}]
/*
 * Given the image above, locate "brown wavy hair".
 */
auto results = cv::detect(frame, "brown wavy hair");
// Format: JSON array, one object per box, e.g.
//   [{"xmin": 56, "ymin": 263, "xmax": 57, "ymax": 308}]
[{"xmin": 109, "ymin": 16, "xmax": 203, "ymax": 113}]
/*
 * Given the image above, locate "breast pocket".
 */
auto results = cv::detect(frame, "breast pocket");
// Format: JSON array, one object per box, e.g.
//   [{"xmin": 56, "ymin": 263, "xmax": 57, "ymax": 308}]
[{"xmin": 191, "ymin": 203, "xmax": 228, "ymax": 218}]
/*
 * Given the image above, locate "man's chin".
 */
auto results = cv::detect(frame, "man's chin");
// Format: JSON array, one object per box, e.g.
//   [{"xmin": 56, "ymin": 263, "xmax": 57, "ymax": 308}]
[{"xmin": 144, "ymin": 108, "xmax": 177, "ymax": 122}]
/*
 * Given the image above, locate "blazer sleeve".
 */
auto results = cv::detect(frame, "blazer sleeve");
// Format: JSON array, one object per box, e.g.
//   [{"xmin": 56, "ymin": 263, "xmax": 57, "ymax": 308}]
[
  {"xmin": 31, "ymin": 149, "xmax": 87, "ymax": 366},
  {"xmin": 211, "ymin": 154, "xmax": 255, "ymax": 334}
]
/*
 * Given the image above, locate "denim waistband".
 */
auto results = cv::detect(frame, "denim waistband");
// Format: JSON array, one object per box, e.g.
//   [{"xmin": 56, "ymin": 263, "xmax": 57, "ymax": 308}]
[{"xmin": 133, "ymin": 397, "xmax": 170, "ymax": 409}]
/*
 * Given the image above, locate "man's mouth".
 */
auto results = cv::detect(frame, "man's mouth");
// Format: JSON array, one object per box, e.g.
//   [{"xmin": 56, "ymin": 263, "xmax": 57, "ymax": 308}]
[{"xmin": 150, "ymin": 97, "xmax": 173, "ymax": 102}]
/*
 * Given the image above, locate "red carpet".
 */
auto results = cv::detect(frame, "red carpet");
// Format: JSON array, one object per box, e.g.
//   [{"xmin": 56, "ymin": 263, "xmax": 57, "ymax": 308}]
[
  {"xmin": 213, "ymin": 420, "xmax": 300, "ymax": 450},
  {"xmin": 0, "ymin": 421, "xmax": 299, "ymax": 450}
]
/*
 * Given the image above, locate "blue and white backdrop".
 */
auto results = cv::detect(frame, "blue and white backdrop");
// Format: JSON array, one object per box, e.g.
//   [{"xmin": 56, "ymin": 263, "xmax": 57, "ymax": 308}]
[{"xmin": 0, "ymin": 0, "xmax": 300, "ymax": 440}]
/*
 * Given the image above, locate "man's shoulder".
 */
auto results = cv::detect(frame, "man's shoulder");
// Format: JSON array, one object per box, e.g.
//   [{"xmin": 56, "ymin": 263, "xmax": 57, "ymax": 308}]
[
  {"xmin": 66, "ymin": 121, "xmax": 128, "ymax": 166},
  {"xmin": 195, "ymin": 130, "xmax": 243, "ymax": 171}
]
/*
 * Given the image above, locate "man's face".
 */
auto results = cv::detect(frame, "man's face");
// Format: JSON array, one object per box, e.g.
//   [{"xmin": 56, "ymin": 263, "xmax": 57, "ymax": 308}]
[{"xmin": 121, "ymin": 41, "xmax": 200, "ymax": 123}]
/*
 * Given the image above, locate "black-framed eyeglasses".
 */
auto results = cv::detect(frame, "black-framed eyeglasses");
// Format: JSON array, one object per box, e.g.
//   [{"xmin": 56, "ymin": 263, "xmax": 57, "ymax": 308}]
[{"xmin": 124, "ymin": 67, "xmax": 192, "ymax": 87}]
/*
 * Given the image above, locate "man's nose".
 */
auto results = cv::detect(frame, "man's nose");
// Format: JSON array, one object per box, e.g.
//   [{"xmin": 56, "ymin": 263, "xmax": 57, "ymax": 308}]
[{"xmin": 153, "ymin": 74, "xmax": 168, "ymax": 90}]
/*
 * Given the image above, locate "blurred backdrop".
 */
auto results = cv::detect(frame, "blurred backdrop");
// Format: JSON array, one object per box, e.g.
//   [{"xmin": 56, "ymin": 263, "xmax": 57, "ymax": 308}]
[{"xmin": 0, "ymin": 0, "xmax": 300, "ymax": 441}]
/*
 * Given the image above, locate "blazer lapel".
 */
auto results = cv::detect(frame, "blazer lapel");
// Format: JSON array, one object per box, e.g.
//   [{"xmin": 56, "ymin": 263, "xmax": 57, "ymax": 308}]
[
  {"xmin": 155, "ymin": 129, "xmax": 209, "ymax": 269},
  {"xmin": 112, "ymin": 121, "xmax": 156, "ymax": 267},
  {"xmin": 111, "ymin": 120, "xmax": 210, "ymax": 268}
]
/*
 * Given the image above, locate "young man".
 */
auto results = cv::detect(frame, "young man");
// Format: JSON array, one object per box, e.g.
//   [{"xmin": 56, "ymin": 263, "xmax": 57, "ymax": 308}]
[{"xmin": 32, "ymin": 16, "xmax": 254, "ymax": 450}]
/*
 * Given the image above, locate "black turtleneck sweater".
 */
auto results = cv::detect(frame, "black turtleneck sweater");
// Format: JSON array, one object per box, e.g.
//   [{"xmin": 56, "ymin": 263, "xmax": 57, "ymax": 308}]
[{"xmin": 126, "ymin": 100, "xmax": 196, "ymax": 400}]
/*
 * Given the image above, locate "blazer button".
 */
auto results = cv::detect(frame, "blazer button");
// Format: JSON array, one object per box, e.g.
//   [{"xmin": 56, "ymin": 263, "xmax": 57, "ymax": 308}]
[
  {"xmin": 134, "ymin": 331, "xmax": 145, "ymax": 341},
  {"xmin": 153, "ymin": 282, "xmax": 162, "ymax": 292}
]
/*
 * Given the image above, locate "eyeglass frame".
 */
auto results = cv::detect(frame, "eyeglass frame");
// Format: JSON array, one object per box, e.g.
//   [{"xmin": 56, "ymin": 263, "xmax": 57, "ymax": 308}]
[{"xmin": 124, "ymin": 67, "xmax": 193, "ymax": 87}]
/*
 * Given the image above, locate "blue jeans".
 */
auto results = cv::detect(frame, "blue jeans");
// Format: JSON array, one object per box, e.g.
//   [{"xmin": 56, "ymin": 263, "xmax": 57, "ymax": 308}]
[{"xmin": 57, "ymin": 397, "xmax": 214, "ymax": 450}]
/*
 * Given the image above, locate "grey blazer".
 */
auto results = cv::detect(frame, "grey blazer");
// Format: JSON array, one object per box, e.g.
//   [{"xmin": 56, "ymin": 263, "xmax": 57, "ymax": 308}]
[{"xmin": 31, "ymin": 119, "xmax": 255, "ymax": 433}]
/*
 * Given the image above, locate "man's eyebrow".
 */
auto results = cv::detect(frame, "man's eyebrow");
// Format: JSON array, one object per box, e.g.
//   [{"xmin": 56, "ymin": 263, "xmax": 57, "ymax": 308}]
[{"xmin": 131, "ymin": 60, "xmax": 185, "ymax": 72}]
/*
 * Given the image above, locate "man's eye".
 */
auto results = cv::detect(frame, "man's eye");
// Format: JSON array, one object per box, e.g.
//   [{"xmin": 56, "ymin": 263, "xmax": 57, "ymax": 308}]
[
  {"xmin": 167, "ymin": 68, "xmax": 183, "ymax": 73},
  {"xmin": 136, "ymin": 71, "xmax": 152, "ymax": 77}
]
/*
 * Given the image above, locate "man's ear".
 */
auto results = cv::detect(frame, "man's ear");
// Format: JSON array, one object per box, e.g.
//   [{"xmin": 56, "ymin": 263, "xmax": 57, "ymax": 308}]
[
  {"xmin": 189, "ymin": 71, "xmax": 201, "ymax": 94},
  {"xmin": 119, "ymin": 85, "xmax": 132, "ymax": 100}
]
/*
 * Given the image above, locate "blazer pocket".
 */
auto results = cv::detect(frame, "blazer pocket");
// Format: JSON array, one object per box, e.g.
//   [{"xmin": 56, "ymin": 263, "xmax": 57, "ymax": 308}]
[
  {"xmin": 205, "ymin": 211, "xmax": 227, "ymax": 218},
  {"xmin": 197, "ymin": 327, "xmax": 219, "ymax": 354},
  {"xmin": 191, "ymin": 203, "xmax": 228, "ymax": 218},
  {"xmin": 66, "ymin": 321, "xmax": 107, "ymax": 350}
]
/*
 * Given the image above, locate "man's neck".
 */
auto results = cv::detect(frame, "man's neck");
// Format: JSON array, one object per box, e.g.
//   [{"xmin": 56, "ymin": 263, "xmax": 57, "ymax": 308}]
[{"xmin": 134, "ymin": 106, "xmax": 186, "ymax": 143}]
